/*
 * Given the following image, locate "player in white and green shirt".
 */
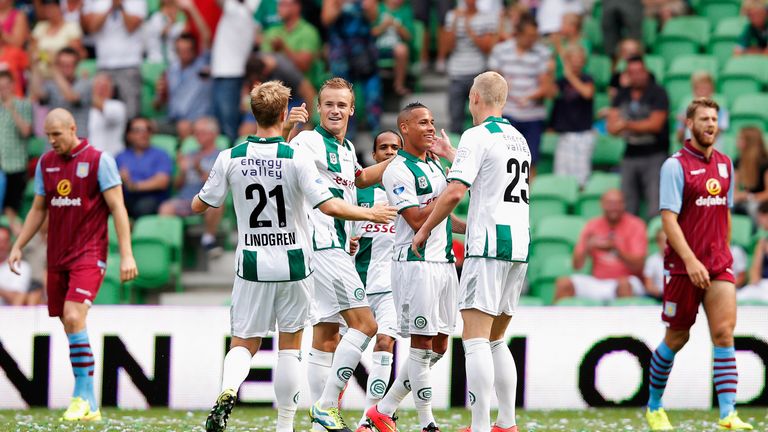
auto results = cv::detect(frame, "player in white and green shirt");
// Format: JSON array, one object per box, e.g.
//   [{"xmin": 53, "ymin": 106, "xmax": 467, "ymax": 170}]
[
  {"xmin": 366, "ymin": 103, "xmax": 466, "ymax": 432},
  {"xmin": 412, "ymin": 72, "xmax": 530, "ymax": 432},
  {"xmin": 192, "ymin": 81, "xmax": 395, "ymax": 432},
  {"xmin": 289, "ymin": 78, "xmax": 395, "ymax": 432},
  {"xmin": 352, "ymin": 130, "xmax": 401, "ymax": 430}
]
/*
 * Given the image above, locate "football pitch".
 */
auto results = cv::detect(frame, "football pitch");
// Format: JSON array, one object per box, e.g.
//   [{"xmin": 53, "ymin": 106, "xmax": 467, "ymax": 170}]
[{"xmin": 1, "ymin": 407, "xmax": 766, "ymax": 431}]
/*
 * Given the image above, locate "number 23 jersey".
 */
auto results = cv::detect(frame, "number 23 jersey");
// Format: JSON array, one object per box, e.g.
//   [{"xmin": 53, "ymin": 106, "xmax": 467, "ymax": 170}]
[
  {"xmin": 198, "ymin": 136, "xmax": 333, "ymax": 282},
  {"xmin": 447, "ymin": 116, "xmax": 531, "ymax": 262}
]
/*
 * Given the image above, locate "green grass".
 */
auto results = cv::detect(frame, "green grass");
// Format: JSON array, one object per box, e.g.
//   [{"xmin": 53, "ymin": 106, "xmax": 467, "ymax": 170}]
[{"xmin": 1, "ymin": 407, "xmax": 767, "ymax": 431}]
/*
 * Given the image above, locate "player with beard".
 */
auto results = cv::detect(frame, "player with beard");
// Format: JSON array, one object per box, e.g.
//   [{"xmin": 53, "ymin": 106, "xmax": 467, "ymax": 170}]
[{"xmin": 645, "ymin": 98, "xmax": 752, "ymax": 431}]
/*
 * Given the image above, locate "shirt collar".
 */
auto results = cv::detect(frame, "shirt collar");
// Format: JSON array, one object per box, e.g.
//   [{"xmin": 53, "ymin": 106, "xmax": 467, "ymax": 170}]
[
  {"xmin": 64, "ymin": 138, "xmax": 89, "ymax": 159},
  {"xmin": 246, "ymin": 135, "xmax": 284, "ymax": 144},
  {"xmin": 682, "ymin": 139, "xmax": 709, "ymax": 162},
  {"xmin": 397, "ymin": 148, "xmax": 432, "ymax": 163},
  {"xmin": 315, "ymin": 125, "xmax": 351, "ymax": 150},
  {"xmin": 483, "ymin": 116, "xmax": 510, "ymax": 125}
]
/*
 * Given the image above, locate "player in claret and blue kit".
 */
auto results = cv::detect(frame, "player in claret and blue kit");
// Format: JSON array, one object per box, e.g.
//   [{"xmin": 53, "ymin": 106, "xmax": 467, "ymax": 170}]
[{"xmin": 645, "ymin": 97, "xmax": 752, "ymax": 431}]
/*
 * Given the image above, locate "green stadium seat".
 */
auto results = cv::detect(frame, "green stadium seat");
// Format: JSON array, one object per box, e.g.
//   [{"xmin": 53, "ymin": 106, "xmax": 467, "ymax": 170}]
[
  {"xmin": 609, "ymin": 297, "xmax": 661, "ymax": 306},
  {"xmin": 575, "ymin": 172, "xmax": 621, "ymax": 218},
  {"xmin": 94, "ymin": 253, "xmax": 124, "ymax": 305},
  {"xmin": 76, "ymin": 59, "xmax": 97, "ymax": 79},
  {"xmin": 701, "ymin": 1, "xmax": 741, "ymax": 28},
  {"xmin": 537, "ymin": 132, "xmax": 558, "ymax": 175},
  {"xmin": 583, "ymin": 17, "xmax": 603, "ymax": 55},
  {"xmin": 644, "ymin": 55, "xmax": 665, "ymax": 84},
  {"xmin": 528, "ymin": 252, "xmax": 572, "ymax": 304},
  {"xmin": 130, "ymin": 215, "xmax": 184, "ymax": 299},
  {"xmin": 665, "ymin": 56, "xmax": 719, "ymax": 108},
  {"xmin": 593, "ymin": 92, "xmax": 610, "ymax": 120},
  {"xmin": 586, "ymin": 54, "xmax": 611, "ymax": 91},
  {"xmin": 108, "ymin": 215, "xmax": 119, "ymax": 254},
  {"xmin": 655, "ymin": 16, "xmax": 710, "ymax": 65},
  {"xmin": 140, "ymin": 62, "xmax": 167, "ymax": 119},
  {"xmin": 180, "ymin": 135, "xmax": 231, "ymax": 154},
  {"xmin": 717, "ymin": 132, "xmax": 738, "ymax": 160},
  {"xmin": 591, "ymin": 133, "xmax": 626, "ymax": 168},
  {"xmin": 529, "ymin": 174, "xmax": 579, "ymax": 227},
  {"xmin": 555, "ymin": 297, "xmax": 603, "ymax": 306},
  {"xmin": 738, "ymin": 298, "xmax": 768, "ymax": 306},
  {"xmin": 720, "ymin": 56, "xmax": 768, "ymax": 101},
  {"xmin": 730, "ymin": 94, "xmax": 768, "ymax": 132},
  {"xmin": 710, "ymin": 16, "xmax": 748, "ymax": 66},
  {"xmin": 151, "ymin": 134, "xmax": 178, "ymax": 158},
  {"xmin": 647, "ymin": 215, "xmax": 662, "ymax": 254},
  {"xmin": 518, "ymin": 295, "xmax": 544, "ymax": 306},
  {"xmin": 532, "ymin": 215, "xmax": 587, "ymax": 258},
  {"xmin": 643, "ymin": 17, "xmax": 658, "ymax": 51},
  {"xmin": 28, "ymin": 136, "xmax": 48, "ymax": 158},
  {"xmin": 731, "ymin": 214, "xmax": 753, "ymax": 251}
]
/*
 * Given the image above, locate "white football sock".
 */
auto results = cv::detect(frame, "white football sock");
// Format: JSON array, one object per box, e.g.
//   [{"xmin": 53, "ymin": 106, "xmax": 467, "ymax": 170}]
[
  {"xmin": 465, "ymin": 338, "xmax": 493, "ymax": 432},
  {"xmin": 408, "ymin": 347, "xmax": 435, "ymax": 428},
  {"xmin": 376, "ymin": 359, "xmax": 409, "ymax": 417},
  {"xmin": 319, "ymin": 328, "xmax": 371, "ymax": 409},
  {"xmin": 430, "ymin": 352, "xmax": 444, "ymax": 368},
  {"xmin": 220, "ymin": 346, "xmax": 252, "ymax": 393},
  {"xmin": 307, "ymin": 348, "xmax": 333, "ymax": 403},
  {"xmin": 491, "ymin": 340, "xmax": 517, "ymax": 428},
  {"xmin": 359, "ymin": 351, "xmax": 393, "ymax": 426},
  {"xmin": 275, "ymin": 350, "xmax": 301, "ymax": 432}
]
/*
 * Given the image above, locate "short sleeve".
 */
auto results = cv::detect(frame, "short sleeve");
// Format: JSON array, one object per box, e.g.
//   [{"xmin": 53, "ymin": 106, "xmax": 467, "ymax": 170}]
[
  {"xmin": 34, "ymin": 158, "xmax": 45, "ymax": 196},
  {"xmin": 447, "ymin": 132, "xmax": 482, "ymax": 187},
  {"xmin": 296, "ymin": 153, "xmax": 333, "ymax": 208},
  {"xmin": 382, "ymin": 164, "xmax": 418, "ymax": 213},
  {"xmin": 353, "ymin": 150, "xmax": 363, "ymax": 177},
  {"xmin": 98, "ymin": 152, "xmax": 122, "ymax": 191},
  {"xmin": 197, "ymin": 152, "xmax": 229, "ymax": 207},
  {"xmin": 659, "ymin": 157, "xmax": 684, "ymax": 213}
]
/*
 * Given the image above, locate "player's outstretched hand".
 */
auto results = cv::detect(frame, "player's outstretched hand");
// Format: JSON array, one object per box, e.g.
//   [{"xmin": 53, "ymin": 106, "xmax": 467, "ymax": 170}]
[
  {"xmin": 8, "ymin": 247, "xmax": 23, "ymax": 275},
  {"xmin": 685, "ymin": 258, "xmax": 710, "ymax": 289},
  {"xmin": 349, "ymin": 236, "xmax": 360, "ymax": 256},
  {"xmin": 430, "ymin": 129, "xmax": 456, "ymax": 161},
  {"xmin": 411, "ymin": 228, "xmax": 429, "ymax": 258},
  {"xmin": 369, "ymin": 203, "xmax": 396, "ymax": 224},
  {"xmin": 120, "ymin": 255, "xmax": 139, "ymax": 282}
]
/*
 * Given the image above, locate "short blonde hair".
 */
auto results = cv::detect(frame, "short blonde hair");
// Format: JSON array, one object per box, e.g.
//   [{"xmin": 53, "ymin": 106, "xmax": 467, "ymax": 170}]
[
  {"xmin": 471, "ymin": 71, "xmax": 508, "ymax": 108},
  {"xmin": 319, "ymin": 77, "xmax": 355, "ymax": 106},
  {"xmin": 686, "ymin": 97, "xmax": 720, "ymax": 120},
  {"xmin": 250, "ymin": 81, "xmax": 291, "ymax": 127},
  {"xmin": 690, "ymin": 71, "xmax": 714, "ymax": 88}
]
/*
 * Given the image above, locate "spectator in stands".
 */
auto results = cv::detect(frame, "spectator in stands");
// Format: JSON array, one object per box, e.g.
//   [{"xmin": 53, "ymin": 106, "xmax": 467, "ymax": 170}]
[
  {"xmin": 0, "ymin": 29, "xmax": 29, "ymax": 97},
  {"xmin": 0, "ymin": 225, "xmax": 31, "ymax": 305},
  {"xmin": 735, "ymin": 0, "xmax": 768, "ymax": 55},
  {"xmin": 734, "ymin": 126, "xmax": 768, "ymax": 219},
  {"xmin": 601, "ymin": 0, "xmax": 643, "ymax": 62},
  {"xmin": 554, "ymin": 189, "xmax": 648, "ymax": 303},
  {"xmin": 30, "ymin": 0, "xmax": 85, "ymax": 68},
  {"xmin": 142, "ymin": 0, "xmax": 187, "ymax": 64},
  {"xmin": 607, "ymin": 55, "xmax": 668, "ymax": 219},
  {"xmin": 0, "ymin": 0, "xmax": 29, "ymax": 48},
  {"xmin": 489, "ymin": 15, "xmax": 555, "ymax": 168},
  {"xmin": 154, "ymin": 32, "xmax": 212, "ymax": 140},
  {"xmin": 497, "ymin": 2, "xmax": 529, "ymax": 41},
  {"xmin": 551, "ymin": 44, "xmax": 594, "ymax": 186},
  {"xmin": 83, "ymin": 0, "xmax": 147, "ymax": 120},
  {"xmin": 30, "ymin": 47, "xmax": 91, "ymax": 133},
  {"xmin": 62, "ymin": 0, "xmax": 85, "ymax": 24},
  {"xmin": 259, "ymin": 0, "xmax": 322, "ymax": 79},
  {"xmin": 642, "ymin": 227, "xmax": 665, "ymax": 300},
  {"xmin": 89, "ymin": 72, "xmax": 127, "ymax": 156},
  {"xmin": 741, "ymin": 200, "xmax": 768, "ymax": 302},
  {"xmin": 210, "ymin": 0, "xmax": 258, "ymax": 142},
  {"xmin": 443, "ymin": 0, "xmax": 498, "ymax": 134},
  {"xmin": 322, "ymin": 0, "xmax": 382, "ymax": 136},
  {"xmin": 536, "ymin": 0, "xmax": 584, "ymax": 36},
  {"xmin": 550, "ymin": 12, "xmax": 590, "ymax": 77},
  {"xmin": 413, "ymin": 0, "xmax": 452, "ymax": 71},
  {"xmin": 0, "ymin": 71, "xmax": 31, "ymax": 235},
  {"xmin": 116, "ymin": 117, "xmax": 173, "ymax": 218},
  {"xmin": 254, "ymin": 0, "xmax": 280, "ymax": 31},
  {"xmin": 607, "ymin": 38, "xmax": 648, "ymax": 99},
  {"xmin": 675, "ymin": 72, "xmax": 729, "ymax": 148},
  {"xmin": 372, "ymin": 0, "xmax": 414, "ymax": 96},
  {"xmin": 643, "ymin": 0, "xmax": 687, "ymax": 27},
  {"xmin": 159, "ymin": 117, "xmax": 223, "ymax": 256}
]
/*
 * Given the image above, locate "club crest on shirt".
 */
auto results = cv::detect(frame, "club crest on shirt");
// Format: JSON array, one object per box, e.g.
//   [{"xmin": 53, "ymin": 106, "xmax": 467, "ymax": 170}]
[
  {"xmin": 76, "ymin": 162, "xmax": 89, "ymax": 178},
  {"xmin": 718, "ymin": 163, "xmax": 729, "ymax": 179},
  {"xmin": 329, "ymin": 153, "xmax": 338, "ymax": 165},
  {"xmin": 664, "ymin": 301, "xmax": 677, "ymax": 317},
  {"xmin": 418, "ymin": 176, "xmax": 428, "ymax": 189}
]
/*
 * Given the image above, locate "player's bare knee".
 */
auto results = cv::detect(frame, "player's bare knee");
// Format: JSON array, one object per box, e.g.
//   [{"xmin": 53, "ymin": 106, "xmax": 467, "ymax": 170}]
[
  {"xmin": 411, "ymin": 335, "xmax": 433, "ymax": 350},
  {"xmin": 61, "ymin": 308, "xmax": 85, "ymax": 333},
  {"xmin": 231, "ymin": 337, "xmax": 261, "ymax": 356},
  {"xmin": 432, "ymin": 334, "xmax": 449, "ymax": 355},
  {"xmin": 374, "ymin": 335, "xmax": 395, "ymax": 352},
  {"xmin": 711, "ymin": 323, "xmax": 735, "ymax": 347},
  {"xmin": 665, "ymin": 330, "xmax": 690, "ymax": 351}
]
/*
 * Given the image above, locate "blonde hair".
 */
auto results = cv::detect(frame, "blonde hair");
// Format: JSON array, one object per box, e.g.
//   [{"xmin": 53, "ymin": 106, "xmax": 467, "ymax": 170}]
[
  {"xmin": 319, "ymin": 77, "xmax": 355, "ymax": 106},
  {"xmin": 471, "ymin": 71, "xmax": 508, "ymax": 108},
  {"xmin": 690, "ymin": 71, "xmax": 714, "ymax": 89},
  {"xmin": 250, "ymin": 81, "xmax": 291, "ymax": 127}
]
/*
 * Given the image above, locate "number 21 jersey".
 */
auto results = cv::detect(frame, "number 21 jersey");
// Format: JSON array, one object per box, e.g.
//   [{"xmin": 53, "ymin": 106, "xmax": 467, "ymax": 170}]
[
  {"xmin": 447, "ymin": 116, "xmax": 531, "ymax": 262},
  {"xmin": 198, "ymin": 136, "xmax": 333, "ymax": 282}
]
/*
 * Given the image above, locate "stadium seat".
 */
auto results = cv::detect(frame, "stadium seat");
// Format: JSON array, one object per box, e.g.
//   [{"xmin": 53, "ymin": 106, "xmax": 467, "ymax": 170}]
[
  {"xmin": 518, "ymin": 295, "xmax": 544, "ymax": 306},
  {"xmin": 710, "ymin": 16, "xmax": 748, "ymax": 66},
  {"xmin": 647, "ymin": 215, "xmax": 662, "ymax": 254},
  {"xmin": 151, "ymin": 134, "xmax": 179, "ymax": 158},
  {"xmin": 583, "ymin": 17, "xmax": 603, "ymax": 54},
  {"xmin": 665, "ymin": 55, "xmax": 719, "ymax": 109},
  {"xmin": 586, "ymin": 54, "xmax": 611, "ymax": 91},
  {"xmin": 731, "ymin": 214, "xmax": 753, "ymax": 251},
  {"xmin": 575, "ymin": 172, "xmax": 621, "ymax": 218},
  {"xmin": 140, "ymin": 62, "xmax": 167, "ymax": 119},
  {"xmin": 644, "ymin": 55, "xmax": 665, "ymax": 84},
  {"xmin": 180, "ymin": 135, "xmax": 231, "ymax": 154},
  {"xmin": 28, "ymin": 136, "xmax": 47, "ymax": 158},
  {"xmin": 730, "ymin": 94, "xmax": 768, "ymax": 132},
  {"xmin": 94, "ymin": 253, "xmax": 124, "ymax": 305},
  {"xmin": 130, "ymin": 215, "xmax": 184, "ymax": 300},
  {"xmin": 701, "ymin": 1, "xmax": 741, "ymax": 28},
  {"xmin": 591, "ymin": 133, "xmax": 626, "ymax": 168},
  {"xmin": 720, "ymin": 56, "xmax": 768, "ymax": 102},
  {"xmin": 655, "ymin": 16, "xmax": 710, "ymax": 65},
  {"xmin": 530, "ymin": 174, "xmax": 579, "ymax": 227},
  {"xmin": 555, "ymin": 297, "xmax": 603, "ymax": 306},
  {"xmin": 537, "ymin": 132, "xmax": 558, "ymax": 175},
  {"xmin": 593, "ymin": 92, "xmax": 609, "ymax": 120},
  {"xmin": 108, "ymin": 215, "xmax": 119, "ymax": 254},
  {"xmin": 609, "ymin": 297, "xmax": 661, "ymax": 306},
  {"xmin": 532, "ymin": 214, "xmax": 586, "ymax": 258},
  {"xmin": 527, "ymin": 252, "xmax": 572, "ymax": 305},
  {"xmin": 643, "ymin": 17, "xmax": 658, "ymax": 51},
  {"xmin": 716, "ymin": 132, "xmax": 738, "ymax": 160},
  {"xmin": 737, "ymin": 298, "xmax": 768, "ymax": 306}
]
